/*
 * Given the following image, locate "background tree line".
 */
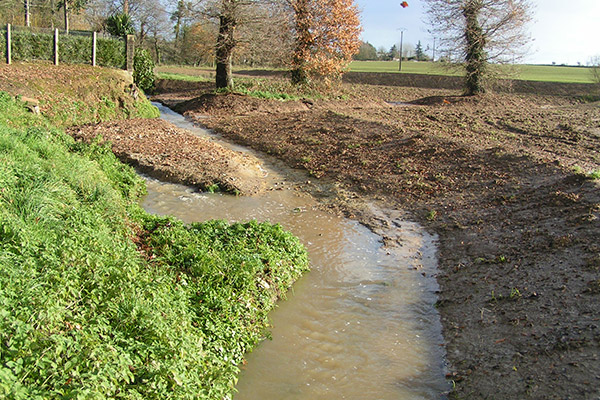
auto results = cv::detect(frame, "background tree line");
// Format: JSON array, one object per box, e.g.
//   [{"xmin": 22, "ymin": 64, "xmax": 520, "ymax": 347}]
[
  {"xmin": 354, "ymin": 40, "xmax": 429, "ymax": 62},
  {"xmin": 1, "ymin": 0, "xmax": 362, "ymax": 88},
  {"xmin": 2, "ymin": 0, "xmax": 546, "ymax": 95}
]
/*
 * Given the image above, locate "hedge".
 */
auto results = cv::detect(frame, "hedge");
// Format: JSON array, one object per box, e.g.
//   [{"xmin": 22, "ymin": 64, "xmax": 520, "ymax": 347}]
[{"xmin": 0, "ymin": 28, "xmax": 125, "ymax": 68}]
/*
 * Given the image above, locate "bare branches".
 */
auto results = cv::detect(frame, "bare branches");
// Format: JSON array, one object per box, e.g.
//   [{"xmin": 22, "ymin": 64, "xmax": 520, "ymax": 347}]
[{"xmin": 424, "ymin": 0, "xmax": 533, "ymax": 94}]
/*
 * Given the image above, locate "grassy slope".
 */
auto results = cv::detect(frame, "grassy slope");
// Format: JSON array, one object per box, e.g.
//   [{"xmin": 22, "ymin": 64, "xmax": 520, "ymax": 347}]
[
  {"xmin": 0, "ymin": 67, "xmax": 309, "ymax": 399},
  {"xmin": 0, "ymin": 63, "xmax": 159, "ymax": 127},
  {"xmin": 349, "ymin": 60, "xmax": 596, "ymax": 83}
]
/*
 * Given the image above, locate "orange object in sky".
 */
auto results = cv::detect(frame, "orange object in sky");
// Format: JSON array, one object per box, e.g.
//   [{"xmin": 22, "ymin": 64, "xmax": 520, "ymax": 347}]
[{"xmin": 400, "ymin": 1, "xmax": 408, "ymax": 8}]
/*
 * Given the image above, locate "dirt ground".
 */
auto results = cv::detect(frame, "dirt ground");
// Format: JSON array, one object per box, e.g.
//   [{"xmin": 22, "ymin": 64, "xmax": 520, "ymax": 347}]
[{"xmin": 149, "ymin": 75, "xmax": 600, "ymax": 399}]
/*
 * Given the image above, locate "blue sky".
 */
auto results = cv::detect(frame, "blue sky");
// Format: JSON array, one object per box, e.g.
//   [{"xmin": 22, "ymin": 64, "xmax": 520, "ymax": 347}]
[{"xmin": 355, "ymin": 0, "xmax": 600, "ymax": 65}]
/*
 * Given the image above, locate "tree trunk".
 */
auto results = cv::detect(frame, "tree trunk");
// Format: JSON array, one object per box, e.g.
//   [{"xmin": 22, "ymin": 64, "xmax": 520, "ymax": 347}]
[
  {"xmin": 154, "ymin": 36, "xmax": 161, "ymax": 64},
  {"xmin": 291, "ymin": 0, "xmax": 311, "ymax": 85},
  {"xmin": 463, "ymin": 0, "xmax": 486, "ymax": 95},
  {"xmin": 215, "ymin": 2, "xmax": 236, "ymax": 90},
  {"xmin": 51, "ymin": 0, "xmax": 55, "ymax": 29},
  {"xmin": 24, "ymin": 0, "xmax": 30, "ymax": 27},
  {"xmin": 123, "ymin": 0, "xmax": 129, "ymax": 15},
  {"xmin": 140, "ymin": 22, "xmax": 146, "ymax": 43},
  {"xmin": 63, "ymin": 0, "xmax": 69, "ymax": 33}
]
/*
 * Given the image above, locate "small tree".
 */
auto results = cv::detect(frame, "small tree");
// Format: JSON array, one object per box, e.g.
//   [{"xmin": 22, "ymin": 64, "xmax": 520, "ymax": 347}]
[
  {"xmin": 288, "ymin": 0, "xmax": 361, "ymax": 85},
  {"xmin": 389, "ymin": 44, "xmax": 399, "ymax": 60},
  {"xmin": 106, "ymin": 13, "xmax": 135, "ymax": 37},
  {"xmin": 424, "ymin": 0, "xmax": 533, "ymax": 95},
  {"xmin": 354, "ymin": 41, "xmax": 377, "ymax": 61},
  {"xmin": 133, "ymin": 48, "xmax": 155, "ymax": 92},
  {"xmin": 415, "ymin": 40, "xmax": 424, "ymax": 61}
]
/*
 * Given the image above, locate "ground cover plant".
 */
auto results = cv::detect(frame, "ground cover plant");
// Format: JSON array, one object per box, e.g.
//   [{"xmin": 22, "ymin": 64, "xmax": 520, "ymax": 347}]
[{"xmin": 0, "ymin": 91, "xmax": 309, "ymax": 399}]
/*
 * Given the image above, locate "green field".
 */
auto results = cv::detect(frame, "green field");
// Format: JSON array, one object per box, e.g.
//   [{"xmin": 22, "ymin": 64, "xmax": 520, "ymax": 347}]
[{"xmin": 349, "ymin": 61, "xmax": 596, "ymax": 84}]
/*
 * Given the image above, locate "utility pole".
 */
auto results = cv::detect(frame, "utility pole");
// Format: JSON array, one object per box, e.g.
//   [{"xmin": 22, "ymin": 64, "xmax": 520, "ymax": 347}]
[
  {"xmin": 398, "ymin": 30, "xmax": 404, "ymax": 71},
  {"xmin": 432, "ymin": 37, "xmax": 436, "ymax": 62}
]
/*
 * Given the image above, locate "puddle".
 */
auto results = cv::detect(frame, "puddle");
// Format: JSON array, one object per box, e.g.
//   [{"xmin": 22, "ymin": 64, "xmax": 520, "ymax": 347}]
[{"xmin": 142, "ymin": 103, "xmax": 449, "ymax": 399}]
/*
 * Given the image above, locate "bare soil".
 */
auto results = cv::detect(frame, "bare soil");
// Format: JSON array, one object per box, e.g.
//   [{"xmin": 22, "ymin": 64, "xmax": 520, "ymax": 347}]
[{"xmin": 150, "ymin": 76, "xmax": 600, "ymax": 399}]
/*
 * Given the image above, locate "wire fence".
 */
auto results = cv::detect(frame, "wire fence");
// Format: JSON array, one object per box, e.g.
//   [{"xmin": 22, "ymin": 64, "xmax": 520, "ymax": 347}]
[{"xmin": 1, "ymin": 24, "xmax": 127, "ymax": 68}]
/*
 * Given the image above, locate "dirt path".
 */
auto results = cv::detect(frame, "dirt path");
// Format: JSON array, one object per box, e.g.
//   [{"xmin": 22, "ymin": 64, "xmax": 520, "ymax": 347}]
[{"xmin": 148, "ymin": 78, "xmax": 600, "ymax": 399}]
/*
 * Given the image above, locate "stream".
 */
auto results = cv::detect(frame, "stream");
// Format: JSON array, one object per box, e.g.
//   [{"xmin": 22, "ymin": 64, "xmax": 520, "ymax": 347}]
[{"xmin": 142, "ymin": 103, "xmax": 449, "ymax": 399}]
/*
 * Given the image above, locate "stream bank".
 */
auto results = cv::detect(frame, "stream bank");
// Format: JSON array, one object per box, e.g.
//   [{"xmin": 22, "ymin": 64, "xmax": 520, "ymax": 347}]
[{"xmin": 151, "ymin": 78, "xmax": 600, "ymax": 400}]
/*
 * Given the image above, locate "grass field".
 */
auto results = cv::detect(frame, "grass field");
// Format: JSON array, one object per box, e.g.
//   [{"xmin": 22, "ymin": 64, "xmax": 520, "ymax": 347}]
[{"xmin": 349, "ymin": 61, "xmax": 596, "ymax": 84}]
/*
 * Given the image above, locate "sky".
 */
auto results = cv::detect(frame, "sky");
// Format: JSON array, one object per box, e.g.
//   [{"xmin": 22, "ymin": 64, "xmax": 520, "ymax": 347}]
[{"xmin": 355, "ymin": 0, "xmax": 600, "ymax": 65}]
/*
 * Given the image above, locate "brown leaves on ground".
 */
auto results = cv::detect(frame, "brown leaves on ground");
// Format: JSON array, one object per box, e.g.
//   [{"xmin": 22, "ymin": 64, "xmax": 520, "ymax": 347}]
[{"xmin": 68, "ymin": 118, "xmax": 266, "ymax": 195}]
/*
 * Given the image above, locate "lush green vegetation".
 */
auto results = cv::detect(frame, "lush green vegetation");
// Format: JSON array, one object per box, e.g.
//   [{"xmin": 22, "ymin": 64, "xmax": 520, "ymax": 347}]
[
  {"xmin": 0, "ymin": 91, "xmax": 309, "ymax": 399},
  {"xmin": 0, "ymin": 28, "xmax": 125, "ymax": 68},
  {"xmin": 133, "ymin": 48, "xmax": 156, "ymax": 92},
  {"xmin": 349, "ymin": 61, "xmax": 596, "ymax": 83},
  {"xmin": 512, "ymin": 64, "xmax": 596, "ymax": 83}
]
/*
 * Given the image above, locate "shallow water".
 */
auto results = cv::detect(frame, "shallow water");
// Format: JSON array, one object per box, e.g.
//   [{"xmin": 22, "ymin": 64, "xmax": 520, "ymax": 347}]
[{"xmin": 142, "ymin": 103, "xmax": 449, "ymax": 399}]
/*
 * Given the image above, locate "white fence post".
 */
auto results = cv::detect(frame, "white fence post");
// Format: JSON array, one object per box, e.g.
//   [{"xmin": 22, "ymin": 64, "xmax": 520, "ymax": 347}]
[
  {"xmin": 54, "ymin": 28, "xmax": 59, "ymax": 65},
  {"xmin": 6, "ymin": 24, "xmax": 11, "ymax": 65},
  {"xmin": 92, "ymin": 31, "xmax": 97, "ymax": 66}
]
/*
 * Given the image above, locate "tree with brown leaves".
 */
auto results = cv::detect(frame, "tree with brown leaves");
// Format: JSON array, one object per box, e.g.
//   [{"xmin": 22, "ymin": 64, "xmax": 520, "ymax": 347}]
[{"xmin": 288, "ymin": 0, "xmax": 362, "ymax": 85}]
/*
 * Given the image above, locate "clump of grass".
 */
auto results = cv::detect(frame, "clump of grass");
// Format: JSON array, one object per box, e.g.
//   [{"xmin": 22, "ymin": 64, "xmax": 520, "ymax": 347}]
[
  {"xmin": 573, "ymin": 165, "xmax": 600, "ymax": 180},
  {"xmin": 0, "ymin": 92, "xmax": 308, "ymax": 399}
]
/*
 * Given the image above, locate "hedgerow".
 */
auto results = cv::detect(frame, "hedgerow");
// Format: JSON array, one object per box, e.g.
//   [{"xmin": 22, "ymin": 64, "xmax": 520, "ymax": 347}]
[
  {"xmin": 0, "ymin": 91, "xmax": 309, "ymax": 399},
  {"xmin": 0, "ymin": 29, "xmax": 125, "ymax": 68}
]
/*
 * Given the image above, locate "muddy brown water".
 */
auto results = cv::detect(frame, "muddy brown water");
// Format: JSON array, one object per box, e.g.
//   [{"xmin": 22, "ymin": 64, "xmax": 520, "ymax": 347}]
[{"xmin": 142, "ymin": 104, "xmax": 450, "ymax": 399}]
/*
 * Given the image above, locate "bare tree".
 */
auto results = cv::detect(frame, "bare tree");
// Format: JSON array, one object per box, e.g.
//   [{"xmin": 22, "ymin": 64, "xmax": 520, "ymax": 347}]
[
  {"xmin": 197, "ymin": 0, "xmax": 287, "ymax": 89},
  {"xmin": 59, "ymin": 0, "xmax": 89, "ymax": 33},
  {"xmin": 424, "ymin": 0, "xmax": 533, "ymax": 95},
  {"xmin": 234, "ymin": 3, "xmax": 293, "ymax": 68}
]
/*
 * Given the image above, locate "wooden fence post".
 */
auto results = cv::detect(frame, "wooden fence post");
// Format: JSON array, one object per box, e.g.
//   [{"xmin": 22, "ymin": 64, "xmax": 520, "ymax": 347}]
[
  {"xmin": 126, "ymin": 34, "xmax": 134, "ymax": 73},
  {"xmin": 92, "ymin": 31, "xmax": 97, "ymax": 66},
  {"xmin": 54, "ymin": 28, "xmax": 59, "ymax": 65},
  {"xmin": 6, "ymin": 24, "xmax": 11, "ymax": 65}
]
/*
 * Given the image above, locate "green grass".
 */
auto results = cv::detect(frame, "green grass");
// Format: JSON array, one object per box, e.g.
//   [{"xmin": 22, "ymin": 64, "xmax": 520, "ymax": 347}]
[
  {"xmin": 513, "ymin": 64, "xmax": 596, "ymax": 83},
  {"xmin": 349, "ymin": 61, "xmax": 596, "ymax": 83},
  {"xmin": 156, "ymin": 71, "xmax": 213, "ymax": 82},
  {"xmin": 349, "ymin": 60, "xmax": 461, "ymax": 76},
  {"xmin": 0, "ymin": 91, "xmax": 309, "ymax": 399},
  {"xmin": 158, "ymin": 61, "xmax": 596, "ymax": 86}
]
